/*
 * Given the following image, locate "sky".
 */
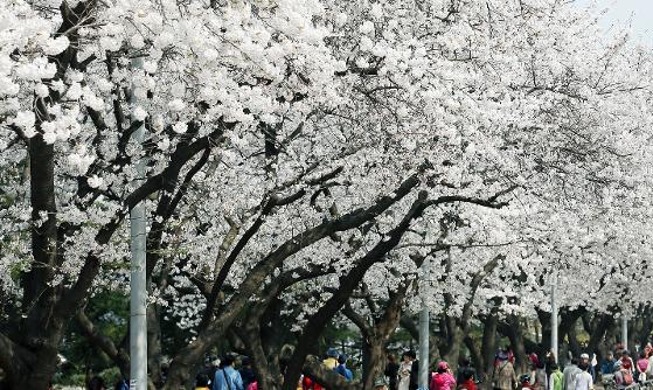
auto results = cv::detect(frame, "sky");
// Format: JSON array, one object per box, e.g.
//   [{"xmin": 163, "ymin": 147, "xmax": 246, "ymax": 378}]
[{"xmin": 575, "ymin": 0, "xmax": 653, "ymax": 43}]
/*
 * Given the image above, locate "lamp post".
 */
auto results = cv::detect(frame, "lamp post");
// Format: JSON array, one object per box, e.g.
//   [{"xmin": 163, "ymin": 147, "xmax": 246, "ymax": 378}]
[
  {"xmin": 419, "ymin": 303, "xmax": 429, "ymax": 390},
  {"xmin": 129, "ymin": 56, "xmax": 147, "ymax": 390},
  {"xmin": 551, "ymin": 271, "xmax": 558, "ymax": 362},
  {"xmin": 622, "ymin": 316, "xmax": 628, "ymax": 351}
]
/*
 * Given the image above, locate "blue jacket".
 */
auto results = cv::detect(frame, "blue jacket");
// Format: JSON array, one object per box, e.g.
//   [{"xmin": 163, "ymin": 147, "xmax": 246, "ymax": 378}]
[{"xmin": 213, "ymin": 366, "xmax": 244, "ymax": 390}]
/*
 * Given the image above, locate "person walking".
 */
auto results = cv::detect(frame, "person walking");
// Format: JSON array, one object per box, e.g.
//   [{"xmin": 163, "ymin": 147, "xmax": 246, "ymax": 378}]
[
  {"xmin": 601, "ymin": 352, "xmax": 616, "ymax": 377},
  {"xmin": 385, "ymin": 353, "xmax": 400, "ymax": 390},
  {"xmin": 195, "ymin": 373, "xmax": 211, "ymax": 390},
  {"xmin": 492, "ymin": 351, "xmax": 517, "ymax": 390},
  {"xmin": 550, "ymin": 363, "xmax": 564, "ymax": 390},
  {"xmin": 323, "ymin": 348, "xmax": 339, "ymax": 370},
  {"xmin": 335, "ymin": 354, "xmax": 353, "ymax": 382},
  {"xmin": 213, "ymin": 354, "xmax": 244, "ymax": 390},
  {"xmin": 562, "ymin": 358, "xmax": 582, "ymax": 390},
  {"xmin": 574, "ymin": 363, "xmax": 593, "ymax": 390},
  {"xmin": 398, "ymin": 351, "xmax": 414, "ymax": 390},
  {"xmin": 239, "ymin": 357, "xmax": 256, "ymax": 389},
  {"xmin": 431, "ymin": 361, "xmax": 456, "ymax": 390},
  {"xmin": 456, "ymin": 358, "xmax": 477, "ymax": 386}
]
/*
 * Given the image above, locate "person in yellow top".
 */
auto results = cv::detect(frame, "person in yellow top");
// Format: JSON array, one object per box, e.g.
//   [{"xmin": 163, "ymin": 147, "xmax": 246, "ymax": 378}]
[
  {"xmin": 323, "ymin": 348, "xmax": 339, "ymax": 370},
  {"xmin": 195, "ymin": 373, "xmax": 211, "ymax": 390}
]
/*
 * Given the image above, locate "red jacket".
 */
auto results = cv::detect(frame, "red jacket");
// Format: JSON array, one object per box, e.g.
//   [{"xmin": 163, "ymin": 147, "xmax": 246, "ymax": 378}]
[{"xmin": 431, "ymin": 372, "xmax": 456, "ymax": 390}]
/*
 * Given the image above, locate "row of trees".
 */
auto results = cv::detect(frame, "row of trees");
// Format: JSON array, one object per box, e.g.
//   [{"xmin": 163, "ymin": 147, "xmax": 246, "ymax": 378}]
[{"xmin": 1, "ymin": 0, "xmax": 652, "ymax": 388}]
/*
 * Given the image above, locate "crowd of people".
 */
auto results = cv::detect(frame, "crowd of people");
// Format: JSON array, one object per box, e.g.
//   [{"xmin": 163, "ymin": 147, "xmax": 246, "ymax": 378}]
[
  {"xmin": 78, "ymin": 343, "xmax": 653, "ymax": 390},
  {"xmin": 194, "ymin": 354, "xmax": 258, "ymax": 390},
  {"xmin": 377, "ymin": 344, "xmax": 653, "ymax": 390}
]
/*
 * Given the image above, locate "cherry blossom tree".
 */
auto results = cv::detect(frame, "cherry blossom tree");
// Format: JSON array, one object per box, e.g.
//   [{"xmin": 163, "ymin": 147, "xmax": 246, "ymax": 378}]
[{"xmin": 2, "ymin": 0, "xmax": 653, "ymax": 389}]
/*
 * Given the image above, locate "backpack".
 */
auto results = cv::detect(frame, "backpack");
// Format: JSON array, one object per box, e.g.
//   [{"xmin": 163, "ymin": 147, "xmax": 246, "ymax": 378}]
[{"xmin": 621, "ymin": 369, "xmax": 633, "ymax": 385}]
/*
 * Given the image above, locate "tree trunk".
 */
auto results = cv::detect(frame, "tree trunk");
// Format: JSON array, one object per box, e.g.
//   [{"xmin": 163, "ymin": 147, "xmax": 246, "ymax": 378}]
[
  {"xmin": 536, "ymin": 309, "xmax": 552, "ymax": 352},
  {"xmin": 148, "ymin": 304, "xmax": 162, "ymax": 389},
  {"xmin": 464, "ymin": 336, "xmax": 483, "ymax": 377},
  {"xmin": 504, "ymin": 316, "xmax": 527, "ymax": 374},
  {"xmin": 444, "ymin": 325, "xmax": 464, "ymax": 372},
  {"xmin": 7, "ymin": 132, "xmax": 62, "ymax": 389},
  {"xmin": 587, "ymin": 314, "xmax": 613, "ymax": 360},
  {"xmin": 481, "ymin": 314, "xmax": 498, "ymax": 385},
  {"xmin": 363, "ymin": 337, "xmax": 388, "ymax": 390}
]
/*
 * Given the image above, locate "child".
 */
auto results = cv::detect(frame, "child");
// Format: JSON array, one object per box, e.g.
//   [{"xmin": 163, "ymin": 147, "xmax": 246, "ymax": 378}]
[
  {"xmin": 637, "ymin": 351, "xmax": 648, "ymax": 382},
  {"xmin": 519, "ymin": 375, "xmax": 533, "ymax": 390}
]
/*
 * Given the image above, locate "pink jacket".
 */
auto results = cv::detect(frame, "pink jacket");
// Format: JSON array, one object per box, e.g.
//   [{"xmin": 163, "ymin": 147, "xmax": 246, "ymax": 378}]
[{"xmin": 431, "ymin": 372, "xmax": 456, "ymax": 390}]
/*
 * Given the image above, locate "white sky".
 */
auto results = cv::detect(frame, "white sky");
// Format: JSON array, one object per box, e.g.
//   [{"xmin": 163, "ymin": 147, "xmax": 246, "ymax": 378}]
[{"xmin": 574, "ymin": 0, "xmax": 653, "ymax": 43}]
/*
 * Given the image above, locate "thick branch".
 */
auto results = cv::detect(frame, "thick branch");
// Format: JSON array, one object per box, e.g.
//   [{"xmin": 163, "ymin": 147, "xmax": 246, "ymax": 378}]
[{"xmin": 75, "ymin": 310, "xmax": 130, "ymax": 374}]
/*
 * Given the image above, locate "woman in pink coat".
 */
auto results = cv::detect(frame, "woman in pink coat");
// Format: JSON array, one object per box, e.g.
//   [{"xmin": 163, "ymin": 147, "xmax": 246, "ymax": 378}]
[{"xmin": 431, "ymin": 361, "xmax": 456, "ymax": 390}]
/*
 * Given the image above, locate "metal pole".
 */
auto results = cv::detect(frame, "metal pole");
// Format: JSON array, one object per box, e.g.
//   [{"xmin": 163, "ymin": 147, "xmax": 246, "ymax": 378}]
[
  {"xmin": 129, "ymin": 56, "xmax": 147, "ymax": 390},
  {"xmin": 622, "ymin": 316, "xmax": 628, "ymax": 351},
  {"xmin": 551, "ymin": 272, "xmax": 558, "ymax": 363},
  {"xmin": 419, "ymin": 303, "xmax": 429, "ymax": 390}
]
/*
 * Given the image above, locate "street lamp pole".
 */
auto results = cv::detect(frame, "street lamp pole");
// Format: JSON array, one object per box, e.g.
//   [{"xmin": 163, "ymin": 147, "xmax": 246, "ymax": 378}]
[
  {"xmin": 622, "ymin": 316, "xmax": 628, "ymax": 351},
  {"xmin": 551, "ymin": 271, "xmax": 558, "ymax": 362},
  {"xmin": 129, "ymin": 56, "xmax": 147, "ymax": 390},
  {"xmin": 419, "ymin": 302, "xmax": 429, "ymax": 390}
]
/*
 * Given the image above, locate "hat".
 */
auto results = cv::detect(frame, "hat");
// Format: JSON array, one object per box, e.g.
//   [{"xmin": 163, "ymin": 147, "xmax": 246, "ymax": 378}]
[
  {"xmin": 374, "ymin": 377, "xmax": 388, "ymax": 388},
  {"xmin": 580, "ymin": 353, "xmax": 589, "ymax": 360},
  {"xmin": 327, "ymin": 348, "xmax": 339, "ymax": 358}
]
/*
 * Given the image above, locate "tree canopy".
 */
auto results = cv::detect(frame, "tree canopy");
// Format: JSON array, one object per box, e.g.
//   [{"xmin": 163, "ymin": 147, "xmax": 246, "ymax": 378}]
[{"xmin": 1, "ymin": 0, "xmax": 653, "ymax": 388}]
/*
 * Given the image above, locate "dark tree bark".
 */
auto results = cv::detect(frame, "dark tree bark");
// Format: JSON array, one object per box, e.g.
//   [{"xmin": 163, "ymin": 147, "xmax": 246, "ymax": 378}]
[
  {"xmin": 481, "ymin": 311, "xmax": 498, "ymax": 381},
  {"xmin": 162, "ymin": 173, "xmax": 424, "ymax": 389},
  {"xmin": 343, "ymin": 279, "xmax": 413, "ymax": 389}
]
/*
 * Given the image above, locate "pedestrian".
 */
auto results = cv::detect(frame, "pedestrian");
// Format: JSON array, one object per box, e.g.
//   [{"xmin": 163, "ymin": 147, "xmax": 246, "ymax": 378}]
[
  {"xmin": 601, "ymin": 352, "xmax": 616, "ymax": 376},
  {"xmin": 239, "ymin": 357, "xmax": 256, "ymax": 389},
  {"xmin": 196, "ymin": 373, "xmax": 211, "ymax": 390},
  {"xmin": 114, "ymin": 377, "xmax": 129, "ymax": 390},
  {"xmin": 398, "ymin": 351, "xmax": 414, "ymax": 390},
  {"xmin": 620, "ymin": 351, "xmax": 634, "ymax": 373},
  {"xmin": 323, "ymin": 348, "xmax": 339, "ymax": 370},
  {"xmin": 562, "ymin": 358, "xmax": 582, "ymax": 390},
  {"xmin": 579, "ymin": 354, "xmax": 595, "ymax": 384},
  {"xmin": 213, "ymin": 354, "xmax": 244, "ymax": 390},
  {"xmin": 335, "ymin": 354, "xmax": 353, "ymax": 381},
  {"xmin": 457, "ymin": 368, "xmax": 478, "ymax": 390},
  {"xmin": 574, "ymin": 363, "xmax": 593, "ymax": 390},
  {"xmin": 375, "ymin": 377, "xmax": 390, "ymax": 390},
  {"xmin": 408, "ymin": 350, "xmax": 419, "ymax": 390},
  {"xmin": 385, "ymin": 353, "xmax": 400, "ymax": 390},
  {"xmin": 492, "ymin": 350, "xmax": 517, "ymax": 390},
  {"xmin": 88, "ymin": 376, "xmax": 106, "ymax": 390},
  {"xmin": 431, "ymin": 361, "xmax": 456, "ymax": 390},
  {"xmin": 456, "ymin": 358, "xmax": 477, "ymax": 386},
  {"xmin": 533, "ymin": 360, "xmax": 547, "ymax": 390},
  {"xmin": 301, "ymin": 375, "xmax": 323, "ymax": 390},
  {"xmin": 647, "ymin": 347, "xmax": 653, "ymax": 379},
  {"xmin": 550, "ymin": 363, "xmax": 564, "ymax": 390},
  {"xmin": 613, "ymin": 361, "xmax": 627, "ymax": 390},
  {"xmin": 520, "ymin": 374, "xmax": 533, "ymax": 390},
  {"xmin": 636, "ymin": 351, "xmax": 648, "ymax": 382}
]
